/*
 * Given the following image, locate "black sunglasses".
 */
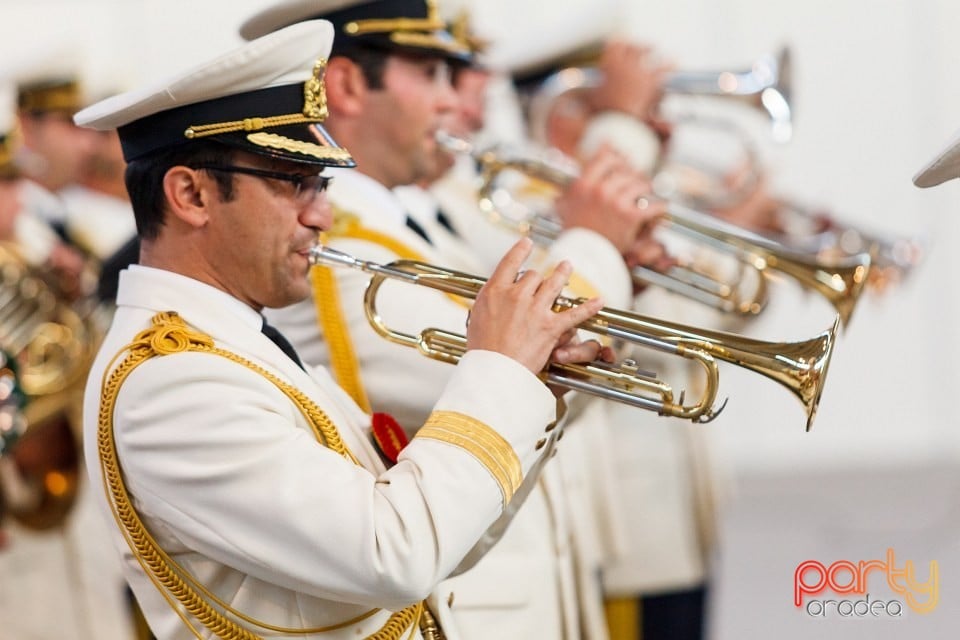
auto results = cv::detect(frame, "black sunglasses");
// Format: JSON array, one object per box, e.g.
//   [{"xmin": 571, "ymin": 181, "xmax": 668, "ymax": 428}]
[{"xmin": 191, "ymin": 164, "xmax": 333, "ymax": 202}]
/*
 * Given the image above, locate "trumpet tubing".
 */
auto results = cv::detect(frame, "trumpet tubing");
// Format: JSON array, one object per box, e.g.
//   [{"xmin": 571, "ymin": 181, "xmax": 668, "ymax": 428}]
[
  {"xmin": 459, "ymin": 136, "xmax": 770, "ymax": 316},
  {"xmin": 665, "ymin": 47, "xmax": 793, "ymax": 143},
  {"xmin": 767, "ymin": 202, "xmax": 925, "ymax": 287},
  {"xmin": 310, "ymin": 245, "xmax": 837, "ymax": 430},
  {"xmin": 664, "ymin": 203, "xmax": 871, "ymax": 325},
  {"xmin": 527, "ymin": 47, "xmax": 792, "ymax": 147},
  {"xmin": 439, "ymin": 132, "xmax": 871, "ymax": 325}
]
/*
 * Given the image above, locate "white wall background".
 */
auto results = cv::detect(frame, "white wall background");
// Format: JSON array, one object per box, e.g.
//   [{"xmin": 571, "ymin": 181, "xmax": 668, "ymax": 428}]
[{"xmin": 2, "ymin": 0, "xmax": 959, "ymax": 637}]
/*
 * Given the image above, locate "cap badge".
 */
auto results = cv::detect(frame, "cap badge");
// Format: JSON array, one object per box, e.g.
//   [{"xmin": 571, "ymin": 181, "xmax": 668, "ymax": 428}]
[{"xmin": 303, "ymin": 57, "xmax": 329, "ymax": 120}]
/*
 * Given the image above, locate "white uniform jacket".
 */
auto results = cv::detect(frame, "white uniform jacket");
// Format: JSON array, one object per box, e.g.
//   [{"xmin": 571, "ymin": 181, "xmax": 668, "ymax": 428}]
[
  {"xmin": 82, "ymin": 265, "xmax": 562, "ymax": 640},
  {"xmin": 268, "ymin": 170, "xmax": 632, "ymax": 640}
]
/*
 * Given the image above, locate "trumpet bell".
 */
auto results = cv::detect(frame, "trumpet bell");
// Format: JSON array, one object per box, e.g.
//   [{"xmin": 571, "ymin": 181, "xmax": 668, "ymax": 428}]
[
  {"xmin": 762, "ymin": 249, "xmax": 870, "ymax": 327},
  {"xmin": 663, "ymin": 203, "xmax": 872, "ymax": 327},
  {"xmin": 589, "ymin": 301, "xmax": 838, "ymax": 432}
]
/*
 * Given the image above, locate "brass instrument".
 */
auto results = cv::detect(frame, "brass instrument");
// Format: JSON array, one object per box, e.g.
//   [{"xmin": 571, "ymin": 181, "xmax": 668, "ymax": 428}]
[
  {"xmin": 439, "ymin": 131, "xmax": 770, "ymax": 316},
  {"xmin": 0, "ymin": 243, "xmax": 97, "ymax": 530},
  {"xmin": 760, "ymin": 201, "xmax": 925, "ymax": 290},
  {"xmin": 649, "ymin": 152, "xmax": 923, "ymax": 289},
  {"xmin": 527, "ymin": 47, "xmax": 792, "ymax": 146},
  {"xmin": 533, "ymin": 49, "xmax": 917, "ymax": 290},
  {"xmin": 0, "ymin": 351, "xmax": 27, "ymax": 457},
  {"xmin": 437, "ymin": 132, "xmax": 871, "ymax": 326},
  {"xmin": 309, "ymin": 245, "xmax": 838, "ymax": 431},
  {"xmin": 665, "ymin": 47, "xmax": 793, "ymax": 143}
]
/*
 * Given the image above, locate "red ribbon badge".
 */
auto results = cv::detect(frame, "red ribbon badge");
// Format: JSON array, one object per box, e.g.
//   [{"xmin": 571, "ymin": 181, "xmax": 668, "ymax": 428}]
[{"xmin": 371, "ymin": 412, "xmax": 410, "ymax": 465}]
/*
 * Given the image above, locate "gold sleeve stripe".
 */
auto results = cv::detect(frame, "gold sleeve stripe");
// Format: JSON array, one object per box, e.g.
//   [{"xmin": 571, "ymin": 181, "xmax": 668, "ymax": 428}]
[
  {"xmin": 423, "ymin": 413, "xmax": 520, "ymax": 487},
  {"xmin": 416, "ymin": 411, "xmax": 522, "ymax": 503},
  {"xmin": 419, "ymin": 422, "xmax": 518, "ymax": 493}
]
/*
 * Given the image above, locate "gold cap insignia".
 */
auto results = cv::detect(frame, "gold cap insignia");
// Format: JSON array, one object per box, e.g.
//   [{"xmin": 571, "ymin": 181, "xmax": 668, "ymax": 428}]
[{"xmin": 303, "ymin": 57, "xmax": 329, "ymax": 121}]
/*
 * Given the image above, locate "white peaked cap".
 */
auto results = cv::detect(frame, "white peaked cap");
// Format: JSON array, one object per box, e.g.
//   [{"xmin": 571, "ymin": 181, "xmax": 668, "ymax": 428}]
[
  {"xmin": 914, "ymin": 128, "xmax": 960, "ymax": 188},
  {"xmin": 468, "ymin": 0, "xmax": 619, "ymax": 76},
  {"xmin": 75, "ymin": 20, "xmax": 353, "ymax": 168}
]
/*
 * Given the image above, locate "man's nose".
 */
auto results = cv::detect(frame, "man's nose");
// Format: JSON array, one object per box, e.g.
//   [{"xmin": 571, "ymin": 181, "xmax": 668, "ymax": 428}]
[
  {"xmin": 436, "ymin": 78, "xmax": 460, "ymax": 115},
  {"xmin": 302, "ymin": 191, "xmax": 333, "ymax": 232}
]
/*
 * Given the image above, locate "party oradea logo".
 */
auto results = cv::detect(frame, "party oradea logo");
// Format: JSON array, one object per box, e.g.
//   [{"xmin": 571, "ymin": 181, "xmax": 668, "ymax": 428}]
[{"xmin": 794, "ymin": 549, "xmax": 938, "ymax": 618}]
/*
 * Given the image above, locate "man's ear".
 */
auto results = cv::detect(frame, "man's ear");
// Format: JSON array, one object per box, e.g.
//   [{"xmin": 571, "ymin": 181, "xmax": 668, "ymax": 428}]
[
  {"xmin": 162, "ymin": 166, "xmax": 212, "ymax": 229},
  {"xmin": 324, "ymin": 56, "xmax": 370, "ymax": 117}
]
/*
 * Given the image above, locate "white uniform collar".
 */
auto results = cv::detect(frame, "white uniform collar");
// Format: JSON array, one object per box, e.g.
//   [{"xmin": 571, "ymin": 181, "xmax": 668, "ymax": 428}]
[
  {"xmin": 328, "ymin": 167, "xmax": 407, "ymax": 231},
  {"xmin": 117, "ymin": 264, "xmax": 265, "ymax": 338}
]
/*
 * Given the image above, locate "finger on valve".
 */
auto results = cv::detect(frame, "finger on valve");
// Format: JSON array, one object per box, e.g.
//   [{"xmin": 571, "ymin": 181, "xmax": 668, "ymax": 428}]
[{"xmin": 467, "ymin": 239, "xmax": 604, "ymax": 374}]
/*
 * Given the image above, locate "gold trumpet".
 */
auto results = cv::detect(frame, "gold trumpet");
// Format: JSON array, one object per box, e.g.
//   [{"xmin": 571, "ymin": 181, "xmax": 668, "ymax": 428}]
[
  {"xmin": 310, "ymin": 245, "xmax": 838, "ymax": 431},
  {"xmin": 437, "ymin": 132, "xmax": 871, "ymax": 326},
  {"xmin": 761, "ymin": 201, "xmax": 925, "ymax": 291},
  {"xmin": 526, "ymin": 47, "xmax": 792, "ymax": 145},
  {"xmin": 665, "ymin": 47, "xmax": 793, "ymax": 143},
  {"xmin": 438, "ymin": 132, "xmax": 770, "ymax": 316}
]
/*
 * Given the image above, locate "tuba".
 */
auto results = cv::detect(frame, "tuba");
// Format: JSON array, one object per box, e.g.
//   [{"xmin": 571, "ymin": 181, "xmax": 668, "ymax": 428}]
[
  {"xmin": 0, "ymin": 243, "xmax": 99, "ymax": 531},
  {"xmin": 310, "ymin": 245, "xmax": 838, "ymax": 431}
]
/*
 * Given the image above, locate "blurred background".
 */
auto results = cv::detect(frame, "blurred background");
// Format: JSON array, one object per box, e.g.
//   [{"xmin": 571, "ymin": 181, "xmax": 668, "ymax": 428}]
[{"xmin": 1, "ymin": 0, "xmax": 959, "ymax": 637}]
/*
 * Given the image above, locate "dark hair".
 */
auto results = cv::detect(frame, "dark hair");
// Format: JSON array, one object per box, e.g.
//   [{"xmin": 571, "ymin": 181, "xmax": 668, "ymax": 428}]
[
  {"xmin": 124, "ymin": 142, "xmax": 236, "ymax": 240},
  {"xmin": 330, "ymin": 43, "xmax": 390, "ymax": 89}
]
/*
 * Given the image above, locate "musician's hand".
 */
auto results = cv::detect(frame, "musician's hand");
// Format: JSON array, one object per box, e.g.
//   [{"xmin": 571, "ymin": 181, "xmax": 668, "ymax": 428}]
[
  {"xmin": 45, "ymin": 243, "xmax": 88, "ymax": 301},
  {"xmin": 624, "ymin": 235, "xmax": 677, "ymax": 295},
  {"xmin": 555, "ymin": 145, "xmax": 665, "ymax": 253},
  {"xmin": 711, "ymin": 177, "xmax": 784, "ymax": 235},
  {"xmin": 550, "ymin": 328, "xmax": 614, "ymax": 365},
  {"xmin": 544, "ymin": 331, "xmax": 616, "ymax": 398},
  {"xmin": 590, "ymin": 41, "xmax": 672, "ymax": 121},
  {"xmin": 467, "ymin": 238, "xmax": 604, "ymax": 375},
  {"xmin": 644, "ymin": 114, "xmax": 674, "ymax": 146}
]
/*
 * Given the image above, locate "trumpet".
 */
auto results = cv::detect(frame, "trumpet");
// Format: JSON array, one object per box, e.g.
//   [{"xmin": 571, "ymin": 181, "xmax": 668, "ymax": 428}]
[
  {"xmin": 666, "ymin": 46, "xmax": 793, "ymax": 143},
  {"xmin": 437, "ymin": 132, "xmax": 871, "ymax": 325},
  {"xmin": 309, "ymin": 245, "xmax": 838, "ymax": 431},
  {"xmin": 761, "ymin": 202, "xmax": 925, "ymax": 289},
  {"xmin": 439, "ymin": 132, "xmax": 769, "ymax": 316},
  {"xmin": 527, "ymin": 47, "xmax": 792, "ymax": 146},
  {"xmin": 652, "ymin": 153, "xmax": 924, "ymax": 287}
]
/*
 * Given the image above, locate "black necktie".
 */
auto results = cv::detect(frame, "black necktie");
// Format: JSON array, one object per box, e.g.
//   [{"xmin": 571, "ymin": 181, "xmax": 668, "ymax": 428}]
[
  {"xmin": 405, "ymin": 215, "xmax": 433, "ymax": 245},
  {"xmin": 261, "ymin": 319, "xmax": 305, "ymax": 371},
  {"xmin": 435, "ymin": 208, "xmax": 460, "ymax": 237}
]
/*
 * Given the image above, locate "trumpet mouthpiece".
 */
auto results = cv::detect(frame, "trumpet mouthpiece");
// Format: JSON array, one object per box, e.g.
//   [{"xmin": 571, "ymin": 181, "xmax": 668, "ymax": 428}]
[
  {"xmin": 434, "ymin": 130, "xmax": 474, "ymax": 155},
  {"xmin": 308, "ymin": 245, "xmax": 360, "ymax": 269}
]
